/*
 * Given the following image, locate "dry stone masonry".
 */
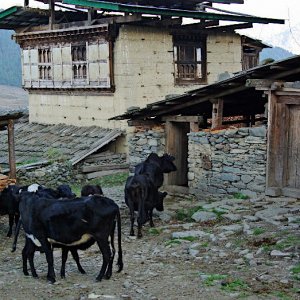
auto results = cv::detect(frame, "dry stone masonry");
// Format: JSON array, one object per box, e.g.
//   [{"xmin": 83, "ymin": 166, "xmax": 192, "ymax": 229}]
[{"xmin": 188, "ymin": 126, "xmax": 267, "ymax": 198}]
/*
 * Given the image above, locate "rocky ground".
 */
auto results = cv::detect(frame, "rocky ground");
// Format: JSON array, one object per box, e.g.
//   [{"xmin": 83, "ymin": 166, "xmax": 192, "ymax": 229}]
[{"xmin": 0, "ymin": 186, "xmax": 299, "ymax": 300}]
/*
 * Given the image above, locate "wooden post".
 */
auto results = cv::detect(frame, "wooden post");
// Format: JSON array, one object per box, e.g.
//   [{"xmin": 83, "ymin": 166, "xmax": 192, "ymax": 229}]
[
  {"xmin": 49, "ymin": 0, "xmax": 55, "ymax": 30},
  {"xmin": 7, "ymin": 119, "xmax": 16, "ymax": 180},
  {"xmin": 211, "ymin": 98, "xmax": 223, "ymax": 129}
]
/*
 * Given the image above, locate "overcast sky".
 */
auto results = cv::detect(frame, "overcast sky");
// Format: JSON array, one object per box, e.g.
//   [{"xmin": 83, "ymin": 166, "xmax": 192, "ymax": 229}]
[{"xmin": 1, "ymin": 0, "xmax": 300, "ymax": 40}]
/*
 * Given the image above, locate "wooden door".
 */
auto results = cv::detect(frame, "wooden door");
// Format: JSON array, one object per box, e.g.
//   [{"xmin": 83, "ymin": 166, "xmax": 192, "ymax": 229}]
[
  {"xmin": 285, "ymin": 105, "xmax": 300, "ymax": 191},
  {"xmin": 165, "ymin": 121, "xmax": 189, "ymax": 186}
]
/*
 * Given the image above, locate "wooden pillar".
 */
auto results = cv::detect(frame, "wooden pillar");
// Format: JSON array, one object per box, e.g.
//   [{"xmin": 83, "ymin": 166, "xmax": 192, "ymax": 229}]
[
  {"xmin": 211, "ymin": 98, "xmax": 224, "ymax": 129},
  {"xmin": 88, "ymin": 8, "xmax": 94, "ymax": 25},
  {"xmin": 49, "ymin": 0, "xmax": 55, "ymax": 30},
  {"xmin": 7, "ymin": 119, "xmax": 16, "ymax": 180}
]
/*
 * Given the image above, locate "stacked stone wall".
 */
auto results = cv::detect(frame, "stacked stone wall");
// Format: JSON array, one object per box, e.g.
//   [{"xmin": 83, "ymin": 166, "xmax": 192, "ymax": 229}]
[{"xmin": 188, "ymin": 126, "xmax": 267, "ymax": 198}]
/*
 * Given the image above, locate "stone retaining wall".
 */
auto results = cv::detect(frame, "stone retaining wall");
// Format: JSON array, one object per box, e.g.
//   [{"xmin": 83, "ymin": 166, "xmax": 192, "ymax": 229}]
[
  {"xmin": 188, "ymin": 126, "xmax": 267, "ymax": 198},
  {"xmin": 127, "ymin": 125, "xmax": 166, "ymax": 170}
]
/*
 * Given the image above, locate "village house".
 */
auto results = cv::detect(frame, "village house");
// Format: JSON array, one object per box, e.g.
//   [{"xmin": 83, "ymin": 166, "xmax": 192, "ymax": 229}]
[{"xmin": 2, "ymin": 1, "xmax": 298, "ymax": 200}]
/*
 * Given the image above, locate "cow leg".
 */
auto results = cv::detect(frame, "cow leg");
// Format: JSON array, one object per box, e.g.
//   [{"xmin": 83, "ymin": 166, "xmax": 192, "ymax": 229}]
[
  {"xmin": 128, "ymin": 204, "xmax": 135, "ymax": 236},
  {"xmin": 70, "ymin": 249, "xmax": 86, "ymax": 275},
  {"xmin": 95, "ymin": 240, "xmax": 111, "ymax": 281},
  {"xmin": 42, "ymin": 241, "xmax": 56, "ymax": 283},
  {"xmin": 14, "ymin": 213, "xmax": 20, "ymax": 234},
  {"xmin": 7, "ymin": 214, "xmax": 14, "ymax": 237},
  {"xmin": 106, "ymin": 222, "xmax": 116, "ymax": 279},
  {"xmin": 149, "ymin": 209, "xmax": 154, "ymax": 227},
  {"xmin": 60, "ymin": 248, "xmax": 68, "ymax": 278},
  {"xmin": 22, "ymin": 238, "xmax": 38, "ymax": 278}
]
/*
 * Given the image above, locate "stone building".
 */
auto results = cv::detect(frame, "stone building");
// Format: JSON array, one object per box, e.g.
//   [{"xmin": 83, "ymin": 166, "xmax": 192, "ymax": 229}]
[{"xmin": 0, "ymin": 0, "xmax": 283, "ymax": 154}]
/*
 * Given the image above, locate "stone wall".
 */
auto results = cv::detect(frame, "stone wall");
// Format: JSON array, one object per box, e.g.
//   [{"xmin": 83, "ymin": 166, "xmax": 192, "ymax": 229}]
[
  {"xmin": 16, "ymin": 162, "xmax": 81, "ymax": 187},
  {"xmin": 127, "ymin": 125, "xmax": 166, "ymax": 170},
  {"xmin": 188, "ymin": 126, "xmax": 267, "ymax": 198}
]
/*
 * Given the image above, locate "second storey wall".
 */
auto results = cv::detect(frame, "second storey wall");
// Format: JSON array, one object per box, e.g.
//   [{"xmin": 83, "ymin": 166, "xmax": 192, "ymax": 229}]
[{"xmin": 28, "ymin": 25, "xmax": 243, "ymax": 129}]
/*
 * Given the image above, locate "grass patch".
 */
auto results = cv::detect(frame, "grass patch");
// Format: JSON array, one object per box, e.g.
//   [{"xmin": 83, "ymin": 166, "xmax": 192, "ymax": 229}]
[
  {"xmin": 16, "ymin": 159, "xmax": 40, "ymax": 166},
  {"xmin": 202, "ymin": 274, "xmax": 227, "ymax": 286},
  {"xmin": 180, "ymin": 236, "xmax": 198, "ymax": 242},
  {"xmin": 275, "ymin": 235, "xmax": 300, "ymax": 251},
  {"xmin": 272, "ymin": 291, "xmax": 294, "ymax": 300},
  {"xmin": 201, "ymin": 241, "xmax": 209, "ymax": 248},
  {"xmin": 233, "ymin": 192, "xmax": 249, "ymax": 200},
  {"xmin": 165, "ymin": 239, "xmax": 181, "ymax": 246},
  {"xmin": 71, "ymin": 172, "xmax": 129, "ymax": 196},
  {"xmin": 291, "ymin": 264, "xmax": 300, "ymax": 281},
  {"xmin": 148, "ymin": 228, "xmax": 162, "ymax": 235},
  {"xmin": 89, "ymin": 172, "xmax": 128, "ymax": 187},
  {"xmin": 175, "ymin": 206, "xmax": 203, "ymax": 221},
  {"xmin": 221, "ymin": 279, "xmax": 249, "ymax": 292},
  {"xmin": 211, "ymin": 208, "xmax": 226, "ymax": 218},
  {"xmin": 252, "ymin": 227, "xmax": 266, "ymax": 235}
]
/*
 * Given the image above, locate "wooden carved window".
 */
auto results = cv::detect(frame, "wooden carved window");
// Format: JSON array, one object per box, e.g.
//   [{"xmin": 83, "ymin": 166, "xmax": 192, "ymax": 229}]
[
  {"xmin": 173, "ymin": 37, "xmax": 206, "ymax": 85},
  {"xmin": 72, "ymin": 44, "xmax": 87, "ymax": 79},
  {"xmin": 38, "ymin": 48, "xmax": 52, "ymax": 80}
]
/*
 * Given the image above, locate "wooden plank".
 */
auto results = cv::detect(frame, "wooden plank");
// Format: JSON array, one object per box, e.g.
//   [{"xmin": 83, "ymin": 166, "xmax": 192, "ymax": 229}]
[
  {"xmin": 70, "ymin": 130, "xmax": 122, "ymax": 165},
  {"xmin": 82, "ymin": 163, "xmax": 129, "ymax": 173},
  {"xmin": 84, "ymin": 153, "xmax": 126, "ymax": 163},
  {"xmin": 7, "ymin": 119, "xmax": 16, "ymax": 180},
  {"xmin": 162, "ymin": 115, "xmax": 201, "ymax": 122},
  {"xmin": 211, "ymin": 98, "xmax": 224, "ymax": 129},
  {"xmin": 277, "ymin": 96, "xmax": 300, "ymax": 105},
  {"xmin": 86, "ymin": 169, "xmax": 128, "ymax": 180}
]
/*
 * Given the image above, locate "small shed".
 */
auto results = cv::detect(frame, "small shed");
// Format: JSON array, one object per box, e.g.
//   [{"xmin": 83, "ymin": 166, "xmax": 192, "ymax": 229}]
[
  {"xmin": 0, "ymin": 110, "xmax": 24, "ymax": 189},
  {"xmin": 112, "ymin": 56, "xmax": 300, "ymax": 198}
]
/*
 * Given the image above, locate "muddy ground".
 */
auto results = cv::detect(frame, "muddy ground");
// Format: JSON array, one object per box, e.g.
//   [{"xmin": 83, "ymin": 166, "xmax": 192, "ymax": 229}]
[{"xmin": 0, "ymin": 189, "xmax": 299, "ymax": 300}]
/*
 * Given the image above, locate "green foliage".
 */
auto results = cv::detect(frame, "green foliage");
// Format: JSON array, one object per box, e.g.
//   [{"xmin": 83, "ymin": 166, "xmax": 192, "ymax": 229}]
[
  {"xmin": 16, "ymin": 159, "xmax": 40, "ymax": 166},
  {"xmin": 272, "ymin": 291, "xmax": 293, "ymax": 300},
  {"xmin": 291, "ymin": 264, "xmax": 300, "ymax": 281},
  {"xmin": 252, "ymin": 227, "xmax": 266, "ymax": 235},
  {"xmin": 221, "ymin": 279, "xmax": 249, "ymax": 292},
  {"xmin": 148, "ymin": 228, "xmax": 162, "ymax": 235},
  {"xmin": 175, "ymin": 206, "xmax": 203, "ymax": 221},
  {"xmin": 180, "ymin": 236, "xmax": 198, "ymax": 242},
  {"xmin": 233, "ymin": 192, "xmax": 249, "ymax": 200},
  {"xmin": 202, "ymin": 274, "xmax": 227, "ymax": 286},
  {"xmin": 89, "ymin": 172, "xmax": 128, "ymax": 187},
  {"xmin": 165, "ymin": 239, "xmax": 181, "ymax": 247},
  {"xmin": 275, "ymin": 235, "xmax": 300, "ymax": 250},
  {"xmin": 46, "ymin": 148, "xmax": 66, "ymax": 163}
]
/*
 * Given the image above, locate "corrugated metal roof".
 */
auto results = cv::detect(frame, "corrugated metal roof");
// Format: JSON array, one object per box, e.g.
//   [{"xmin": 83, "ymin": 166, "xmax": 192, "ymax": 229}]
[
  {"xmin": 0, "ymin": 116, "xmax": 123, "ymax": 166},
  {"xmin": 63, "ymin": 0, "xmax": 284, "ymax": 24},
  {"xmin": 0, "ymin": 6, "xmax": 87, "ymax": 29},
  {"xmin": 110, "ymin": 55, "xmax": 300, "ymax": 121}
]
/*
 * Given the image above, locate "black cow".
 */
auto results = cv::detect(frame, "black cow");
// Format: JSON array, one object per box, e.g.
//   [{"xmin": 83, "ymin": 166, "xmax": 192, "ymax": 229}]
[
  {"xmin": 125, "ymin": 174, "xmax": 168, "ymax": 238},
  {"xmin": 16, "ymin": 192, "xmax": 123, "ymax": 283},
  {"xmin": 81, "ymin": 184, "xmax": 103, "ymax": 196},
  {"xmin": 134, "ymin": 153, "xmax": 177, "ymax": 188},
  {"xmin": 0, "ymin": 185, "xmax": 21, "ymax": 237},
  {"xmin": 124, "ymin": 153, "xmax": 175, "ymax": 237}
]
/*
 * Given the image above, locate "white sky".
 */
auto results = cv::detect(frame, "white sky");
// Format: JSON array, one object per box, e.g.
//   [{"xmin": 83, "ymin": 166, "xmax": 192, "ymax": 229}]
[{"xmin": 1, "ymin": 0, "xmax": 300, "ymax": 39}]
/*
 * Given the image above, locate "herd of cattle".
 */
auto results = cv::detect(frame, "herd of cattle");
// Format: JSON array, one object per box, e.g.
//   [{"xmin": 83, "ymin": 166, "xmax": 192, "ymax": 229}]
[{"xmin": 0, "ymin": 153, "xmax": 177, "ymax": 283}]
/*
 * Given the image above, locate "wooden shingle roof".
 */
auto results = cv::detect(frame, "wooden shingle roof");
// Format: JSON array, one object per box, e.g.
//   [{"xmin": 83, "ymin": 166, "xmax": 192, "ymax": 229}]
[{"xmin": 0, "ymin": 116, "xmax": 123, "ymax": 167}]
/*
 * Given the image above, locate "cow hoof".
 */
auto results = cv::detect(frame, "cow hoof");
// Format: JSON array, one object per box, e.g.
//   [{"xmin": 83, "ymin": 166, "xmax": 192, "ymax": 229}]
[
  {"xmin": 95, "ymin": 276, "xmax": 103, "ymax": 282},
  {"xmin": 47, "ymin": 277, "xmax": 56, "ymax": 284},
  {"xmin": 78, "ymin": 268, "xmax": 86, "ymax": 274},
  {"xmin": 129, "ymin": 232, "xmax": 135, "ymax": 236},
  {"xmin": 23, "ymin": 271, "xmax": 29, "ymax": 276},
  {"xmin": 60, "ymin": 274, "xmax": 66, "ymax": 279},
  {"xmin": 32, "ymin": 273, "xmax": 38, "ymax": 278},
  {"xmin": 137, "ymin": 233, "xmax": 143, "ymax": 239}
]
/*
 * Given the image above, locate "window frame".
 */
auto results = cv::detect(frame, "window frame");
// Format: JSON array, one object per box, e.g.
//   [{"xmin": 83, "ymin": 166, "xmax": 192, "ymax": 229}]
[
  {"xmin": 38, "ymin": 47, "xmax": 52, "ymax": 81},
  {"xmin": 173, "ymin": 36, "xmax": 207, "ymax": 85}
]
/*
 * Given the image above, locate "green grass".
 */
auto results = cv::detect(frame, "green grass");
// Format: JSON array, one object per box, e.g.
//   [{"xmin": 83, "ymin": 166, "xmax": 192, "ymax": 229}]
[
  {"xmin": 233, "ymin": 192, "xmax": 249, "ymax": 200},
  {"xmin": 275, "ymin": 235, "xmax": 300, "ymax": 250},
  {"xmin": 165, "ymin": 239, "xmax": 181, "ymax": 246},
  {"xmin": 175, "ymin": 206, "xmax": 203, "ymax": 221},
  {"xmin": 148, "ymin": 228, "xmax": 162, "ymax": 235},
  {"xmin": 272, "ymin": 291, "xmax": 294, "ymax": 300},
  {"xmin": 71, "ymin": 171, "xmax": 129, "ymax": 196},
  {"xmin": 202, "ymin": 274, "xmax": 227, "ymax": 286},
  {"xmin": 252, "ymin": 227, "xmax": 266, "ymax": 235},
  {"xmin": 291, "ymin": 264, "xmax": 300, "ymax": 281},
  {"xmin": 221, "ymin": 279, "xmax": 249, "ymax": 292},
  {"xmin": 16, "ymin": 158, "xmax": 40, "ymax": 166}
]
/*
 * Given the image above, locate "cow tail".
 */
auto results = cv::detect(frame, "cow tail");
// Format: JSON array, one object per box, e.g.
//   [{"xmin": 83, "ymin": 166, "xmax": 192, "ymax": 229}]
[
  {"xmin": 116, "ymin": 209, "xmax": 123, "ymax": 272},
  {"xmin": 11, "ymin": 219, "xmax": 22, "ymax": 252}
]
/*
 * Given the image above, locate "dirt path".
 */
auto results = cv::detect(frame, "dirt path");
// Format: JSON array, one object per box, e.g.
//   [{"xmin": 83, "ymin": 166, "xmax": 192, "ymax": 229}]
[{"xmin": 0, "ymin": 191, "xmax": 299, "ymax": 300}]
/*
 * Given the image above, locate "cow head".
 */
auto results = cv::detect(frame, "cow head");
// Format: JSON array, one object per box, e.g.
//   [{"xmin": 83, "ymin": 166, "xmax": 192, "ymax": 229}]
[
  {"xmin": 57, "ymin": 184, "xmax": 76, "ymax": 199},
  {"xmin": 160, "ymin": 153, "xmax": 177, "ymax": 173}
]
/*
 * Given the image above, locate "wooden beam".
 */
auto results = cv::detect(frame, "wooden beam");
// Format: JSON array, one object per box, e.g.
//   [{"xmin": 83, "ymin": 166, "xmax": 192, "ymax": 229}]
[
  {"xmin": 49, "ymin": 0, "xmax": 55, "ymax": 30},
  {"xmin": 7, "ymin": 119, "xmax": 16, "ymax": 180},
  {"xmin": 161, "ymin": 115, "xmax": 201, "ymax": 122},
  {"xmin": 211, "ymin": 98, "xmax": 224, "ymax": 129}
]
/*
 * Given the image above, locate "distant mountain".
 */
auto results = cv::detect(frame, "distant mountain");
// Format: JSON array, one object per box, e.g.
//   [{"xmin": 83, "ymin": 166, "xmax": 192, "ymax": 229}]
[
  {"xmin": 260, "ymin": 46, "xmax": 296, "ymax": 62},
  {"xmin": 0, "ymin": 30, "xmax": 22, "ymax": 87}
]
